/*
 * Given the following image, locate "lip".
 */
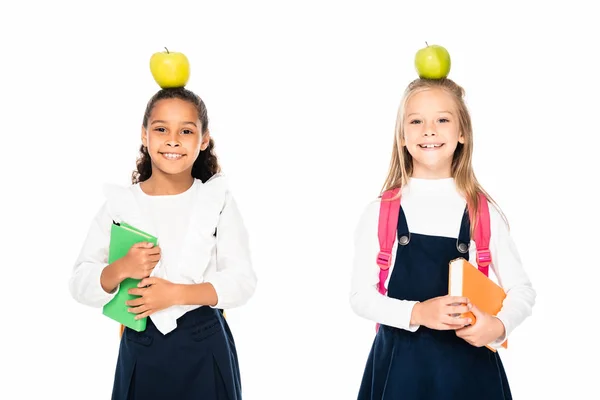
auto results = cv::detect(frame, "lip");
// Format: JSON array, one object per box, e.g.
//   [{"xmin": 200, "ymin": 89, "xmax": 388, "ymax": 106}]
[
  {"xmin": 159, "ymin": 152, "xmax": 186, "ymax": 160},
  {"xmin": 418, "ymin": 143, "xmax": 444, "ymax": 150}
]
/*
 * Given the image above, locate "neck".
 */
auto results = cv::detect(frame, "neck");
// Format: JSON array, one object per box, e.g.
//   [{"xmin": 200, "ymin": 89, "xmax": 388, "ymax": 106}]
[
  {"xmin": 140, "ymin": 169, "xmax": 194, "ymax": 196},
  {"xmin": 411, "ymin": 164, "xmax": 452, "ymax": 179}
]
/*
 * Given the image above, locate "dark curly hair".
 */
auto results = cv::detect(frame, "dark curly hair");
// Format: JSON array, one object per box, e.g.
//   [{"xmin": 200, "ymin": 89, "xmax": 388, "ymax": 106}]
[{"xmin": 132, "ymin": 87, "xmax": 221, "ymax": 184}]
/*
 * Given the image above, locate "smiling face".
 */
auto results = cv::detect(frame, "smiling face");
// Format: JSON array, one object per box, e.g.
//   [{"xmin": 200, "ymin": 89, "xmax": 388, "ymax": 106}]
[
  {"xmin": 402, "ymin": 87, "xmax": 465, "ymax": 178},
  {"xmin": 141, "ymin": 98, "xmax": 210, "ymax": 179}
]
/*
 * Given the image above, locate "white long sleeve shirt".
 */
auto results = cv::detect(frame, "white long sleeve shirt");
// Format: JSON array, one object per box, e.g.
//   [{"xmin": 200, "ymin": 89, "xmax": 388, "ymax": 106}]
[
  {"xmin": 349, "ymin": 177, "xmax": 536, "ymax": 349},
  {"xmin": 68, "ymin": 174, "xmax": 257, "ymax": 335}
]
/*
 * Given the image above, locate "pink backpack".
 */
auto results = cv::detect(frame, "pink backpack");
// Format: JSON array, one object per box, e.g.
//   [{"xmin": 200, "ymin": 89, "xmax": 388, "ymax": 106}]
[{"xmin": 375, "ymin": 188, "xmax": 492, "ymax": 330}]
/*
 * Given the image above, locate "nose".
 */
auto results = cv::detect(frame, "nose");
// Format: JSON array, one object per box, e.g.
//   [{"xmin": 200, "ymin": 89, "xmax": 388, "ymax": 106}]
[
  {"xmin": 423, "ymin": 120, "xmax": 436, "ymax": 136},
  {"xmin": 165, "ymin": 132, "xmax": 181, "ymax": 147}
]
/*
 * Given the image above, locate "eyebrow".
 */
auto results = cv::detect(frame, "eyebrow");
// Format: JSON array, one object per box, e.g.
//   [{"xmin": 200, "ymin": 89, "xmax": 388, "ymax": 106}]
[
  {"xmin": 151, "ymin": 120, "xmax": 197, "ymax": 127},
  {"xmin": 407, "ymin": 111, "xmax": 454, "ymax": 117}
]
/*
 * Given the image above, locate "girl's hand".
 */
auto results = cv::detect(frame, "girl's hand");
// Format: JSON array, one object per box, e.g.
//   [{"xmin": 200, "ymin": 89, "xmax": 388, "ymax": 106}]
[
  {"xmin": 411, "ymin": 295, "xmax": 473, "ymax": 330},
  {"xmin": 455, "ymin": 305, "xmax": 506, "ymax": 347},
  {"xmin": 126, "ymin": 277, "xmax": 179, "ymax": 319},
  {"xmin": 121, "ymin": 242, "xmax": 161, "ymax": 280}
]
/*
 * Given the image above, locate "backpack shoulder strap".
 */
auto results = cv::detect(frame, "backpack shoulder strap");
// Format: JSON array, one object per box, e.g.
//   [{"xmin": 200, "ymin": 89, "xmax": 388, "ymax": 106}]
[
  {"xmin": 376, "ymin": 188, "xmax": 401, "ymax": 295},
  {"xmin": 471, "ymin": 194, "xmax": 508, "ymax": 349},
  {"xmin": 471, "ymin": 193, "xmax": 492, "ymax": 277}
]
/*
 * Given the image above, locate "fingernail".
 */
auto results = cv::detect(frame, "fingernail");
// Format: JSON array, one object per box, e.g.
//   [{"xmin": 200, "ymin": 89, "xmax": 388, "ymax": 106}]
[
  {"xmin": 468, "ymin": 318, "xmax": 472, "ymax": 324},
  {"xmin": 468, "ymin": 303, "xmax": 472, "ymax": 309}
]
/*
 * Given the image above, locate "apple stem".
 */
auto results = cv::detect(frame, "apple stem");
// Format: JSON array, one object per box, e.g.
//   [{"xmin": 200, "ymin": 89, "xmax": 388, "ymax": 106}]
[
  {"xmin": 425, "ymin": 41, "xmax": 428, "ymax": 47},
  {"xmin": 164, "ymin": 47, "xmax": 169, "ymax": 54}
]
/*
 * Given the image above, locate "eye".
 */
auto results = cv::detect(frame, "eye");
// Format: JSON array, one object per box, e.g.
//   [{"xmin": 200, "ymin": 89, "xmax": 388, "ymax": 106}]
[
  {"xmin": 154, "ymin": 127, "xmax": 167, "ymax": 133},
  {"xmin": 438, "ymin": 118, "xmax": 450, "ymax": 123},
  {"xmin": 410, "ymin": 119, "xmax": 422, "ymax": 124},
  {"xmin": 181, "ymin": 129, "xmax": 194, "ymax": 135}
]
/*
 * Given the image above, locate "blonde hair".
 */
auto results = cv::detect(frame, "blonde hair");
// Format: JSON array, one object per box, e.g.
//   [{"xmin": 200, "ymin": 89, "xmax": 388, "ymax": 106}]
[{"xmin": 381, "ymin": 78, "xmax": 508, "ymax": 232}]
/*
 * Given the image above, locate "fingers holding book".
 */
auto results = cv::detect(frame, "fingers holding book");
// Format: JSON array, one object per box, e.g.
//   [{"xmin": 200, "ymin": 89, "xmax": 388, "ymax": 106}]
[
  {"xmin": 410, "ymin": 295, "xmax": 473, "ymax": 330},
  {"xmin": 121, "ymin": 242, "xmax": 162, "ymax": 280},
  {"xmin": 126, "ymin": 277, "xmax": 177, "ymax": 320}
]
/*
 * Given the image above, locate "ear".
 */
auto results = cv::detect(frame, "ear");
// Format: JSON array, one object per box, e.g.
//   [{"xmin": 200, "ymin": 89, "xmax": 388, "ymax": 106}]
[
  {"xmin": 458, "ymin": 132, "xmax": 465, "ymax": 144},
  {"xmin": 141, "ymin": 126, "xmax": 148, "ymax": 147},
  {"xmin": 200, "ymin": 131, "xmax": 211, "ymax": 151}
]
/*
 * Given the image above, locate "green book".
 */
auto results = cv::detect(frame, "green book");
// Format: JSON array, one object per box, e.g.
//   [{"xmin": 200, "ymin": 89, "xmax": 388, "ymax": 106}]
[{"xmin": 102, "ymin": 221, "xmax": 158, "ymax": 332}]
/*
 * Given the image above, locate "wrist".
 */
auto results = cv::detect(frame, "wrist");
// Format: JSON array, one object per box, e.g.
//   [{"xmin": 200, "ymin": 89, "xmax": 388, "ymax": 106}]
[
  {"xmin": 175, "ymin": 283, "xmax": 218, "ymax": 307},
  {"xmin": 110, "ymin": 258, "xmax": 128, "ymax": 282},
  {"xmin": 172, "ymin": 283, "xmax": 186, "ymax": 306},
  {"xmin": 410, "ymin": 302, "xmax": 421, "ymax": 326},
  {"xmin": 493, "ymin": 316, "xmax": 506, "ymax": 337},
  {"xmin": 101, "ymin": 261, "xmax": 124, "ymax": 294}
]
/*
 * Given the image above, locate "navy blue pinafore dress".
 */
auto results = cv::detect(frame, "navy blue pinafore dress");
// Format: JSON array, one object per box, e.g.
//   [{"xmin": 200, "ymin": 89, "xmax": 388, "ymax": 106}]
[
  {"xmin": 111, "ymin": 307, "xmax": 241, "ymax": 400},
  {"xmin": 358, "ymin": 207, "xmax": 512, "ymax": 400}
]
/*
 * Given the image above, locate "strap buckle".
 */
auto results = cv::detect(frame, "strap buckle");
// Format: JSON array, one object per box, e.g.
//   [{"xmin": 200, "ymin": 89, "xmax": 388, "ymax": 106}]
[
  {"xmin": 476, "ymin": 249, "xmax": 492, "ymax": 267},
  {"xmin": 376, "ymin": 251, "xmax": 392, "ymax": 270}
]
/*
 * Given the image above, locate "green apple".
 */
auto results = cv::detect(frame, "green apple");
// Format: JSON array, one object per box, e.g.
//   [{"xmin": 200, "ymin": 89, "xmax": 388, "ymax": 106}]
[
  {"xmin": 149, "ymin": 47, "xmax": 190, "ymax": 88},
  {"xmin": 414, "ymin": 43, "xmax": 451, "ymax": 79}
]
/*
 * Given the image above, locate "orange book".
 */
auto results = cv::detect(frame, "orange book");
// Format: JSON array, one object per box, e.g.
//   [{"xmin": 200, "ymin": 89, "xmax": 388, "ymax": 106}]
[{"xmin": 448, "ymin": 257, "xmax": 508, "ymax": 352}]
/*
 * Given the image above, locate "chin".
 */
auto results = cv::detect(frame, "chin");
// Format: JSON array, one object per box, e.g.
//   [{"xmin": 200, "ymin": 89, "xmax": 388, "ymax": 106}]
[{"xmin": 153, "ymin": 164, "xmax": 193, "ymax": 177}]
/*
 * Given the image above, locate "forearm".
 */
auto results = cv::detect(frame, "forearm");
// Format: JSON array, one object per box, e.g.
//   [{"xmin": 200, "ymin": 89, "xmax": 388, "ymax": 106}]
[
  {"xmin": 100, "ymin": 259, "xmax": 126, "ymax": 294},
  {"xmin": 350, "ymin": 286, "xmax": 420, "ymax": 331},
  {"xmin": 175, "ymin": 283, "xmax": 219, "ymax": 307}
]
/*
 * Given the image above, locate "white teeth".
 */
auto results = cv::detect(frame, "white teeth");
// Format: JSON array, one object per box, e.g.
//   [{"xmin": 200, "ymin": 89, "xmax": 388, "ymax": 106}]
[
  {"xmin": 163, "ymin": 153, "xmax": 183, "ymax": 159},
  {"xmin": 419, "ymin": 144, "xmax": 442, "ymax": 148}
]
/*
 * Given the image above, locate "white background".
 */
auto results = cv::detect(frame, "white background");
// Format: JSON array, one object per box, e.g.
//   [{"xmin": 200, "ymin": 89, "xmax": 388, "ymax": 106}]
[{"xmin": 1, "ymin": 1, "xmax": 598, "ymax": 399}]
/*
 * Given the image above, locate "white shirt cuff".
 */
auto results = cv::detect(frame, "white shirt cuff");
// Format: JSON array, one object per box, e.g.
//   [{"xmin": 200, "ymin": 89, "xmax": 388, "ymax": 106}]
[{"xmin": 69, "ymin": 263, "xmax": 120, "ymax": 308}]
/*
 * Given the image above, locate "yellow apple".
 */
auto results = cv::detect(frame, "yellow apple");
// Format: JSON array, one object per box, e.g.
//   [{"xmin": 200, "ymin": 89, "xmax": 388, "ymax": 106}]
[
  {"xmin": 414, "ymin": 43, "xmax": 451, "ymax": 79},
  {"xmin": 149, "ymin": 47, "xmax": 190, "ymax": 88}
]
